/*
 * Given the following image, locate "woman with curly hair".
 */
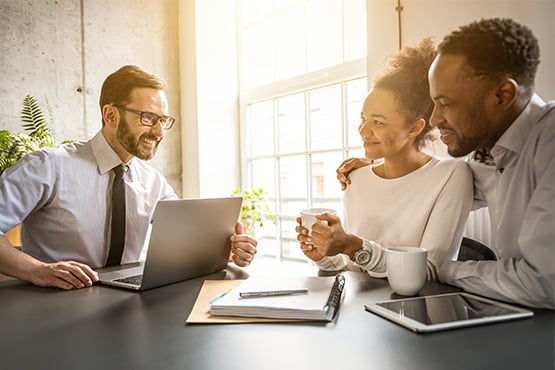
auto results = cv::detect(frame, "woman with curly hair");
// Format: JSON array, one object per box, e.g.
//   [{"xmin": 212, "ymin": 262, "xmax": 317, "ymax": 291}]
[{"xmin": 296, "ymin": 38, "xmax": 473, "ymax": 282}]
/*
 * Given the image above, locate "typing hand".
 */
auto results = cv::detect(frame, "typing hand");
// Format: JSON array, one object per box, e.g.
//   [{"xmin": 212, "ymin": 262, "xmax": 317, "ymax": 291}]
[
  {"xmin": 31, "ymin": 261, "xmax": 99, "ymax": 290},
  {"xmin": 336, "ymin": 157, "xmax": 373, "ymax": 190},
  {"xmin": 230, "ymin": 222, "xmax": 258, "ymax": 267}
]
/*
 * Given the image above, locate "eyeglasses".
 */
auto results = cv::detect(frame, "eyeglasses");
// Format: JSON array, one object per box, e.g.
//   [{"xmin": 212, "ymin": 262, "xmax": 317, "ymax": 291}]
[{"xmin": 115, "ymin": 105, "xmax": 175, "ymax": 130}]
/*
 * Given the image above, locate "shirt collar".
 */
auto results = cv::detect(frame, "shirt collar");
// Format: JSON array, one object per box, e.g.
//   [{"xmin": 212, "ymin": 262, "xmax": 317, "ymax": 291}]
[
  {"xmin": 91, "ymin": 131, "xmax": 133, "ymax": 175},
  {"xmin": 492, "ymin": 94, "xmax": 546, "ymax": 158}
]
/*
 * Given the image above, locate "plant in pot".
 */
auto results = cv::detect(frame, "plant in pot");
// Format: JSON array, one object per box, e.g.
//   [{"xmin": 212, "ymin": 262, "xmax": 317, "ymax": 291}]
[
  {"xmin": 231, "ymin": 187, "xmax": 275, "ymax": 237},
  {"xmin": 1, "ymin": 94, "xmax": 65, "ymax": 245}
]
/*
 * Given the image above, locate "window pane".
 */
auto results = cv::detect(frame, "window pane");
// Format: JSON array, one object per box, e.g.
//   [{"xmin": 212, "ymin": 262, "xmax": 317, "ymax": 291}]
[
  {"xmin": 275, "ymin": 5, "xmax": 306, "ymax": 80},
  {"xmin": 248, "ymin": 101, "xmax": 274, "ymax": 157},
  {"xmin": 310, "ymin": 151, "xmax": 344, "ymax": 201},
  {"xmin": 306, "ymin": 0, "xmax": 342, "ymax": 71},
  {"xmin": 282, "ymin": 235, "xmax": 305, "ymax": 260},
  {"xmin": 309, "ymin": 85, "xmax": 342, "ymax": 151},
  {"xmin": 243, "ymin": 20, "xmax": 275, "ymax": 88},
  {"xmin": 251, "ymin": 158, "xmax": 276, "ymax": 198},
  {"xmin": 346, "ymin": 78, "xmax": 368, "ymax": 148},
  {"xmin": 239, "ymin": 0, "xmax": 296, "ymax": 25},
  {"xmin": 280, "ymin": 215, "xmax": 305, "ymax": 260},
  {"xmin": 347, "ymin": 147, "xmax": 365, "ymax": 159},
  {"xmin": 277, "ymin": 94, "xmax": 305, "ymax": 154},
  {"xmin": 343, "ymin": 0, "xmax": 367, "ymax": 61},
  {"xmin": 279, "ymin": 155, "xmax": 308, "ymax": 214},
  {"xmin": 238, "ymin": 0, "xmax": 367, "ymax": 263},
  {"xmin": 258, "ymin": 236, "xmax": 278, "ymax": 257}
]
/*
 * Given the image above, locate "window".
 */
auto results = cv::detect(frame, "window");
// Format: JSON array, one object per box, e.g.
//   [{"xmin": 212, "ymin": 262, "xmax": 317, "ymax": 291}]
[{"xmin": 238, "ymin": 0, "xmax": 367, "ymax": 261}]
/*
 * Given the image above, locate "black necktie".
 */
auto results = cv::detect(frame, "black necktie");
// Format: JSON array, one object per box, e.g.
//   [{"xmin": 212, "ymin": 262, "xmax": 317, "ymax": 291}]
[{"xmin": 106, "ymin": 164, "xmax": 127, "ymax": 266}]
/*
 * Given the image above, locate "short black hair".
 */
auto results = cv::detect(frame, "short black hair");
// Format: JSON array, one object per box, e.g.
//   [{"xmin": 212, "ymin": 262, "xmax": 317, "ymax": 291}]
[{"xmin": 438, "ymin": 18, "xmax": 540, "ymax": 88}]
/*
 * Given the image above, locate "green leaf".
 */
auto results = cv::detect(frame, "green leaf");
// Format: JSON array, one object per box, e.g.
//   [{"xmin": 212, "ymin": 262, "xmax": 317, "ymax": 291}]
[
  {"xmin": 0, "ymin": 94, "xmax": 67, "ymax": 175},
  {"xmin": 231, "ymin": 187, "xmax": 276, "ymax": 236}
]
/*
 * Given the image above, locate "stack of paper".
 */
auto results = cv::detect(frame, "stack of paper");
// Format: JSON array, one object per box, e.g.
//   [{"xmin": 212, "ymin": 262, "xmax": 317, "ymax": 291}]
[{"xmin": 210, "ymin": 274, "xmax": 345, "ymax": 321}]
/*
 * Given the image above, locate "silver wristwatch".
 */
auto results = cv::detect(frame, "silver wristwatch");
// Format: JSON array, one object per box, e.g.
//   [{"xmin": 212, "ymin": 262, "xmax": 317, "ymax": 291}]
[{"xmin": 353, "ymin": 240, "xmax": 372, "ymax": 266}]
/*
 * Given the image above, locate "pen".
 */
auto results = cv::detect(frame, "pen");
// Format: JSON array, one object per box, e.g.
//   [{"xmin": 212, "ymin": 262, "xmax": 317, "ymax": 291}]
[
  {"xmin": 239, "ymin": 289, "xmax": 309, "ymax": 298},
  {"xmin": 209, "ymin": 288, "xmax": 233, "ymax": 304}
]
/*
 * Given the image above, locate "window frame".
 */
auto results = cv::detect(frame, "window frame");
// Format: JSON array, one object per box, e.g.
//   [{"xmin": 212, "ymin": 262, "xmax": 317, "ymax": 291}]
[{"xmin": 237, "ymin": 1, "xmax": 368, "ymax": 262}]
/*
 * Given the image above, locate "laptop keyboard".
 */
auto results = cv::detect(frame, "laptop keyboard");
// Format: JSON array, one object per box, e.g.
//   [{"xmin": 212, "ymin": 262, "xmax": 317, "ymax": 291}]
[{"xmin": 114, "ymin": 274, "xmax": 143, "ymax": 286}]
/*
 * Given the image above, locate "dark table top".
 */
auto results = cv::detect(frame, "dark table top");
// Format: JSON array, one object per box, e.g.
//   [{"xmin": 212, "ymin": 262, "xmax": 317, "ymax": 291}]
[{"xmin": 0, "ymin": 265, "xmax": 553, "ymax": 370}]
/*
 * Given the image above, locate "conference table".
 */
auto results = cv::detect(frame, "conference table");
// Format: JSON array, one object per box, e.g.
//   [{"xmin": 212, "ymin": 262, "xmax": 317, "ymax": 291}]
[{"xmin": 0, "ymin": 263, "xmax": 553, "ymax": 370}]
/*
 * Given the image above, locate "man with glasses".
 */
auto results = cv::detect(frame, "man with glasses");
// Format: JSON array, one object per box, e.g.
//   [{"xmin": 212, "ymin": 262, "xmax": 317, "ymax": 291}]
[{"xmin": 0, "ymin": 65, "xmax": 258, "ymax": 290}]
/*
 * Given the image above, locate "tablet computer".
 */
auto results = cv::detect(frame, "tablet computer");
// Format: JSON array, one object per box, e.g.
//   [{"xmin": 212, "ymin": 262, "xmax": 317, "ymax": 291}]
[{"xmin": 365, "ymin": 292, "xmax": 533, "ymax": 333}]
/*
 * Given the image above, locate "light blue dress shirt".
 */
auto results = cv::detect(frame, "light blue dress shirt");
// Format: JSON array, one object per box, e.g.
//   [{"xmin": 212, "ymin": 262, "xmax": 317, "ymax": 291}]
[
  {"xmin": 0, "ymin": 131, "xmax": 177, "ymax": 268},
  {"xmin": 439, "ymin": 95, "xmax": 555, "ymax": 309}
]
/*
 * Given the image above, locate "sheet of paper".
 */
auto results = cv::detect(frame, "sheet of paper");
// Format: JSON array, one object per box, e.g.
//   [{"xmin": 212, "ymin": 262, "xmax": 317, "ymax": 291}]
[{"xmin": 186, "ymin": 279, "xmax": 300, "ymax": 324}]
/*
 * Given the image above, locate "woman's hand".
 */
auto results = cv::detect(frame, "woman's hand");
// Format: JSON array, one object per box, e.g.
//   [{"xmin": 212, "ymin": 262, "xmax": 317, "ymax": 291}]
[{"xmin": 296, "ymin": 217, "xmax": 326, "ymax": 261}]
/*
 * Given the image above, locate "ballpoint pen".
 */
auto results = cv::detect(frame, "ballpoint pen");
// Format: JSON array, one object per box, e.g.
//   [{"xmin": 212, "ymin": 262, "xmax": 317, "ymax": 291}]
[
  {"xmin": 209, "ymin": 288, "xmax": 234, "ymax": 304},
  {"xmin": 239, "ymin": 289, "xmax": 309, "ymax": 298}
]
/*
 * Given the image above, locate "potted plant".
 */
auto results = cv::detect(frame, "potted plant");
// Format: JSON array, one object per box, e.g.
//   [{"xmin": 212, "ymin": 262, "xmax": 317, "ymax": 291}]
[
  {"xmin": 231, "ymin": 187, "xmax": 275, "ymax": 236},
  {"xmin": 1, "ymin": 95, "xmax": 63, "ymax": 245}
]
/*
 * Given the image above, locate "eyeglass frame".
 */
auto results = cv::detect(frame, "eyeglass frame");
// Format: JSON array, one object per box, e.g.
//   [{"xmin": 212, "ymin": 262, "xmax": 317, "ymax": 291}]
[{"xmin": 114, "ymin": 105, "xmax": 176, "ymax": 130}]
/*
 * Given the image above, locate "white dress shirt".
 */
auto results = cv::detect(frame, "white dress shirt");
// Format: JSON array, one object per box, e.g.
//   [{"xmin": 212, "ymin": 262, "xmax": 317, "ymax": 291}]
[
  {"xmin": 0, "ymin": 131, "xmax": 177, "ymax": 268},
  {"xmin": 439, "ymin": 95, "xmax": 555, "ymax": 309}
]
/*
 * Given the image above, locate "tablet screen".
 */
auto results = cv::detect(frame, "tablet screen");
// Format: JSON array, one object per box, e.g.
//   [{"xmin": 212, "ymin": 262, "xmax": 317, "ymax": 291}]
[{"xmin": 365, "ymin": 293, "xmax": 533, "ymax": 333}]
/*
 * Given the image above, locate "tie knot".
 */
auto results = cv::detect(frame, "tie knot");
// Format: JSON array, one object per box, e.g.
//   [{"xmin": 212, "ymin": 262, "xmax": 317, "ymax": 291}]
[{"xmin": 113, "ymin": 164, "xmax": 128, "ymax": 177}]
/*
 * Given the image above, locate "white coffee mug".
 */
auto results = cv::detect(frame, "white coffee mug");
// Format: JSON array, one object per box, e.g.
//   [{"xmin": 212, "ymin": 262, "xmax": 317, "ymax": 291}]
[
  {"xmin": 300, "ymin": 208, "xmax": 336, "ymax": 236},
  {"xmin": 385, "ymin": 247, "xmax": 427, "ymax": 296}
]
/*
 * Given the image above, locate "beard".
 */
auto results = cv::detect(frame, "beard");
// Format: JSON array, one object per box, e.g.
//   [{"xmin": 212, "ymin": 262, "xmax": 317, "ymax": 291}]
[
  {"xmin": 116, "ymin": 116, "xmax": 160, "ymax": 161},
  {"xmin": 445, "ymin": 104, "xmax": 490, "ymax": 158}
]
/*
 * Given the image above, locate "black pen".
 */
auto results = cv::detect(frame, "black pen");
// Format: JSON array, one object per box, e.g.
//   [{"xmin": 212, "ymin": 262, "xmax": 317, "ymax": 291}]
[{"xmin": 239, "ymin": 289, "xmax": 309, "ymax": 298}]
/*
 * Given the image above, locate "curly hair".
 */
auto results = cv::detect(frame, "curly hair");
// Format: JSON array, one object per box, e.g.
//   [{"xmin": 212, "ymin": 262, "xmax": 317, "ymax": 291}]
[
  {"xmin": 375, "ymin": 37, "xmax": 437, "ymax": 149},
  {"xmin": 438, "ymin": 18, "xmax": 540, "ymax": 88}
]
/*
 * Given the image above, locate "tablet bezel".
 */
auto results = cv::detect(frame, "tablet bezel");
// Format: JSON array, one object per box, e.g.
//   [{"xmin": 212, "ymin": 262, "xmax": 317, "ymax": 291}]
[{"xmin": 364, "ymin": 292, "xmax": 534, "ymax": 333}]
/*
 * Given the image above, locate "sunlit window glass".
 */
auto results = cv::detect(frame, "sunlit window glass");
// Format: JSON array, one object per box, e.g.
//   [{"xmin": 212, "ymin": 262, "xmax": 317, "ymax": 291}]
[
  {"xmin": 306, "ymin": 0, "xmax": 343, "ymax": 71},
  {"xmin": 275, "ymin": 5, "xmax": 306, "ymax": 81},
  {"xmin": 344, "ymin": 0, "xmax": 368, "ymax": 61},
  {"xmin": 346, "ymin": 78, "xmax": 368, "ymax": 148},
  {"xmin": 248, "ymin": 101, "xmax": 274, "ymax": 157},
  {"xmin": 239, "ymin": 0, "xmax": 367, "ymax": 262},
  {"xmin": 277, "ymin": 94, "xmax": 306, "ymax": 154},
  {"xmin": 309, "ymin": 85, "xmax": 343, "ymax": 151}
]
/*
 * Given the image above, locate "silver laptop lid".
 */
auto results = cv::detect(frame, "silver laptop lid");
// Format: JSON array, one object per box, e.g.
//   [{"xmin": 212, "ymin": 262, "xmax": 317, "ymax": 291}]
[{"xmin": 136, "ymin": 196, "xmax": 241, "ymax": 290}]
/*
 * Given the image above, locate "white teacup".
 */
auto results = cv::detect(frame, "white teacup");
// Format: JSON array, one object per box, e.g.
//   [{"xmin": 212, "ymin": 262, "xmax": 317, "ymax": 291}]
[
  {"xmin": 300, "ymin": 208, "xmax": 336, "ymax": 236},
  {"xmin": 385, "ymin": 247, "xmax": 427, "ymax": 296}
]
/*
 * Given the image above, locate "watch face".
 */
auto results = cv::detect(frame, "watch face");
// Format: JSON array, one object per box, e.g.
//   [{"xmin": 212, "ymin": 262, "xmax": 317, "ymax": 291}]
[{"xmin": 355, "ymin": 250, "xmax": 371, "ymax": 265}]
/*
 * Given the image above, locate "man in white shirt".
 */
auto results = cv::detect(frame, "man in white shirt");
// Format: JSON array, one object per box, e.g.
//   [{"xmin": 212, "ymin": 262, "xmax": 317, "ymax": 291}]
[
  {"xmin": 427, "ymin": 18, "xmax": 553, "ymax": 309},
  {"xmin": 0, "ymin": 65, "xmax": 258, "ymax": 290},
  {"xmin": 338, "ymin": 18, "xmax": 554, "ymax": 309}
]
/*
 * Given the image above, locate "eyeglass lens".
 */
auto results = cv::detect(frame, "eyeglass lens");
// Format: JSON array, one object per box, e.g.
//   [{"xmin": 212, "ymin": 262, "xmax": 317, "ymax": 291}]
[{"xmin": 140, "ymin": 112, "xmax": 174, "ymax": 128}]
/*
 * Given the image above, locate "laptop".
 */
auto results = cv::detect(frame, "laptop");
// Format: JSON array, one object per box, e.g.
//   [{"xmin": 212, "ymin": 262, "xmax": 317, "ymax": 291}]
[{"xmin": 97, "ymin": 196, "xmax": 242, "ymax": 291}]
